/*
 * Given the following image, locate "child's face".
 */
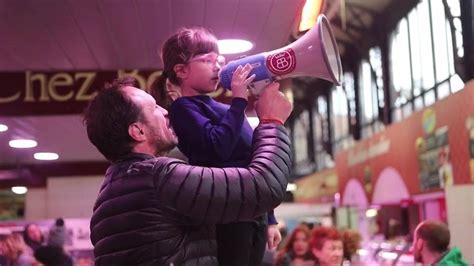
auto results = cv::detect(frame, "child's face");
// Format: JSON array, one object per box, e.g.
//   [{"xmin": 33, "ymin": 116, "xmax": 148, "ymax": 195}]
[{"xmin": 183, "ymin": 52, "xmax": 225, "ymax": 94}]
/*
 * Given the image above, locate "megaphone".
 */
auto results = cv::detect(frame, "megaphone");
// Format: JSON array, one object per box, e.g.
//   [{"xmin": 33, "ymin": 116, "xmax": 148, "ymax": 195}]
[{"xmin": 219, "ymin": 14, "xmax": 342, "ymax": 95}]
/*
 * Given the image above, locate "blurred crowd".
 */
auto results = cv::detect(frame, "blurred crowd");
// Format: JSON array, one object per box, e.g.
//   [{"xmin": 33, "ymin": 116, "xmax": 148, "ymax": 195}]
[
  {"xmin": 0, "ymin": 218, "xmax": 467, "ymax": 265},
  {"xmin": 0, "ymin": 218, "xmax": 72, "ymax": 266},
  {"xmin": 266, "ymin": 223, "xmax": 361, "ymax": 266}
]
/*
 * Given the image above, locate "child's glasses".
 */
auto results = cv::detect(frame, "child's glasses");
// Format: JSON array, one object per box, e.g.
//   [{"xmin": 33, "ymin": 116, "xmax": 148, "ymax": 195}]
[{"xmin": 187, "ymin": 54, "xmax": 226, "ymax": 68}]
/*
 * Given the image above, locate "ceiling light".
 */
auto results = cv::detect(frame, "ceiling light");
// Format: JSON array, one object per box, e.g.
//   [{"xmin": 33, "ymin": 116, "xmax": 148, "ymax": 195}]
[
  {"xmin": 11, "ymin": 186, "xmax": 28, "ymax": 195},
  {"xmin": 365, "ymin": 208, "xmax": 378, "ymax": 218},
  {"xmin": 218, "ymin": 39, "xmax": 253, "ymax": 54},
  {"xmin": 0, "ymin": 124, "xmax": 7, "ymax": 132},
  {"xmin": 9, "ymin": 139, "xmax": 38, "ymax": 149},
  {"xmin": 34, "ymin": 152, "xmax": 59, "ymax": 161}
]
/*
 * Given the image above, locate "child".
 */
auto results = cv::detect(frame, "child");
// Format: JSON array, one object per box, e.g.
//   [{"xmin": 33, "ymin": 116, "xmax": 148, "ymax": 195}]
[{"xmin": 153, "ymin": 27, "xmax": 281, "ymax": 266}]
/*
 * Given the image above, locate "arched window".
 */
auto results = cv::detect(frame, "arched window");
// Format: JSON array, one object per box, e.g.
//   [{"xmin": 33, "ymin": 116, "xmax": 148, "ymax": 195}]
[
  {"xmin": 390, "ymin": 0, "xmax": 464, "ymax": 121},
  {"xmin": 359, "ymin": 53, "xmax": 385, "ymax": 138}
]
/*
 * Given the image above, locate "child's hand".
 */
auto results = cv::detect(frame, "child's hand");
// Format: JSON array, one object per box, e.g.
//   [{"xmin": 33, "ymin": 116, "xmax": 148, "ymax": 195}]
[{"xmin": 230, "ymin": 63, "xmax": 256, "ymax": 100}]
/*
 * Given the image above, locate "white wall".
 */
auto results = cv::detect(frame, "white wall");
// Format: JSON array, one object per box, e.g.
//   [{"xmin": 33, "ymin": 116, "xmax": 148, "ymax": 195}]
[
  {"xmin": 25, "ymin": 176, "xmax": 103, "ymax": 220},
  {"xmin": 24, "ymin": 188, "xmax": 47, "ymax": 220},
  {"xmin": 446, "ymin": 184, "xmax": 474, "ymax": 263}
]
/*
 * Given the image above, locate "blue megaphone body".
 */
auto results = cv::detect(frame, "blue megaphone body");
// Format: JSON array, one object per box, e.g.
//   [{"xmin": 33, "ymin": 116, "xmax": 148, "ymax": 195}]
[{"xmin": 219, "ymin": 14, "xmax": 342, "ymax": 95}]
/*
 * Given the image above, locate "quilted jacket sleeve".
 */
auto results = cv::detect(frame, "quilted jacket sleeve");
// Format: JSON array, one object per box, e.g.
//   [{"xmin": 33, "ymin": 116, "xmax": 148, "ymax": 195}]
[{"xmin": 151, "ymin": 123, "xmax": 291, "ymax": 224}]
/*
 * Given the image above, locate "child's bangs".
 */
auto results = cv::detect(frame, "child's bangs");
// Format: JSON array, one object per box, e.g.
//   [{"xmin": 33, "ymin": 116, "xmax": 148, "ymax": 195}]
[{"xmin": 190, "ymin": 31, "xmax": 219, "ymax": 56}]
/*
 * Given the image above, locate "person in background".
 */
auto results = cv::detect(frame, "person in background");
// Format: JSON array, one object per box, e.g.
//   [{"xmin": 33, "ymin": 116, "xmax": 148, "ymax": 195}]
[
  {"xmin": 34, "ymin": 218, "xmax": 73, "ymax": 266},
  {"xmin": 412, "ymin": 220, "xmax": 468, "ymax": 265},
  {"xmin": 1, "ymin": 233, "xmax": 37, "ymax": 266},
  {"xmin": 22, "ymin": 224, "xmax": 44, "ymax": 256},
  {"xmin": 275, "ymin": 224, "xmax": 317, "ymax": 266},
  {"xmin": 341, "ymin": 229, "xmax": 362, "ymax": 263},
  {"xmin": 310, "ymin": 227, "xmax": 343, "ymax": 266},
  {"xmin": 152, "ymin": 27, "xmax": 282, "ymax": 266},
  {"xmin": 152, "ymin": 77, "xmax": 182, "ymax": 110},
  {"xmin": 85, "ymin": 77, "xmax": 292, "ymax": 264}
]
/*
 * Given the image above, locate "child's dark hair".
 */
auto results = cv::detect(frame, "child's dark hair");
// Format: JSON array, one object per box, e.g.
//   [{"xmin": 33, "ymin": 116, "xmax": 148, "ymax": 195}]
[{"xmin": 151, "ymin": 27, "xmax": 218, "ymax": 108}]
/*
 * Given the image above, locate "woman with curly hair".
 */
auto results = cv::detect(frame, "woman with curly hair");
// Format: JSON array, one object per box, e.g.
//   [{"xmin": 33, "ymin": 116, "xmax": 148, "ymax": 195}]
[
  {"xmin": 1, "ymin": 233, "xmax": 37, "ymax": 266},
  {"xmin": 341, "ymin": 229, "xmax": 362, "ymax": 263},
  {"xmin": 275, "ymin": 225, "xmax": 317, "ymax": 266}
]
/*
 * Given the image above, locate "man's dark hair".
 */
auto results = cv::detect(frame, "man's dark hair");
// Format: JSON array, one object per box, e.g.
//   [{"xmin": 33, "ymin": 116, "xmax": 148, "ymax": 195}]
[
  {"xmin": 416, "ymin": 220, "xmax": 450, "ymax": 253},
  {"xmin": 83, "ymin": 77, "xmax": 143, "ymax": 161}
]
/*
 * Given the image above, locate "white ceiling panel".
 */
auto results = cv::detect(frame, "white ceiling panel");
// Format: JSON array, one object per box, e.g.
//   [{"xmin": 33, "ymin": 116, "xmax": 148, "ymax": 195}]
[
  {"xmin": 29, "ymin": 1, "xmax": 98, "ymax": 70},
  {"xmin": 1, "ymin": 2, "xmax": 71, "ymax": 70},
  {"xmin": 99, "ymin": 0, "xmax": 150, "ymax": 68},
  {"xmin": 0, "ymin": 0, "xmax": 404, "ymax": 187},
  {"xmin": 203, "ymin": 0, "xmax": 239, "ymax": 37},
  {"xmin": 136, "ymin": 0, "xmax": 173, "ymax": 69},
  {"xmin": 66, "ymin": 0, "xmax": 122, "ymax": 70}
]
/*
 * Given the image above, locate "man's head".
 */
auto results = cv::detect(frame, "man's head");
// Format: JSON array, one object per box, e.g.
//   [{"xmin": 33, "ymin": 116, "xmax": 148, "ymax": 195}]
[
  {"xmin": 310, "ymin": 227, "xmax": 343, "ymax": 266},
  {"xmin": 24, "ymin": 223, "xmax": 43, "ymax": 243},
  {"xmin": 83, "ymin": 77, "xmax": 178, "ymax": 161},
  {"xmin": 412, "ymin": 220, "xmax": 450, "ymax": 263}
]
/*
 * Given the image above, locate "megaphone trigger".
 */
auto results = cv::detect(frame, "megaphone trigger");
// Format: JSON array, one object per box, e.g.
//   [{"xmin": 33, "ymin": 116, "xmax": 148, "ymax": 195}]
[{"xmin": 249, "ymin": 79, "xmax": 273, "ymax": 96}]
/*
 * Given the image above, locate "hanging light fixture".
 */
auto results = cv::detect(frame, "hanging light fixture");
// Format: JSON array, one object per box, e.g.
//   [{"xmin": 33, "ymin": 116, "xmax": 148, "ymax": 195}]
[
  {"xmin": 11, "ymin": 186, "xmax": 28, "ymax": 195},
  {"xmin": 0, "ymin": 124, "xmax": 8, "ymax": 132},
  {"xmin": 9, "ymin": 139, "xmax": 37, "ymax": 149},
  {"xmin": 218, "ymin": 39, "xmax": 254, "ymax": 54},
  {"xmin": 34, "ymin": 152, "xmax": 59, "ymax": 161}
]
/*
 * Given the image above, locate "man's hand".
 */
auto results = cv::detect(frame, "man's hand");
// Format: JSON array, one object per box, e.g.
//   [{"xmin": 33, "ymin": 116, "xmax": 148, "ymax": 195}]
[
  {"xmin": 267, "ymin": 224, "xmax": 282, "ymax": 250},
  {"xmin": 255, "ymin": 82, "xmax": 292, "ymax": 124}
]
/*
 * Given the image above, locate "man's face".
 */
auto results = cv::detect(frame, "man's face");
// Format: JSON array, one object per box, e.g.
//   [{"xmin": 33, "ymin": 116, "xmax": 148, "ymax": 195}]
[
  {"xmin": 27, "ymin": 224, "xmax": 42, "ymax": 242},
  {"xmin": 312, "ymin": 239, "xmax": 343, "ymax": 266},
  {"xmin": 123, "ymin": 86, "xmax": 178, "ymax": 155}
]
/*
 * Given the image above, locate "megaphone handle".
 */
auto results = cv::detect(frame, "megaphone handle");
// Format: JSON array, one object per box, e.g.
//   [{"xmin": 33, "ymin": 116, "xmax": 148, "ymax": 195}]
[{"xmin": 249, "ymin": 78, "xmax": 274, "ymax": 96}]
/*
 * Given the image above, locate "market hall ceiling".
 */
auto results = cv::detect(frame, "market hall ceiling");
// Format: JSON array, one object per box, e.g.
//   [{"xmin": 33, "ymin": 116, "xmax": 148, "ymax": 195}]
[{"xmin": 0, "ymin": 0, "xmax": 418, "ymax": 187}]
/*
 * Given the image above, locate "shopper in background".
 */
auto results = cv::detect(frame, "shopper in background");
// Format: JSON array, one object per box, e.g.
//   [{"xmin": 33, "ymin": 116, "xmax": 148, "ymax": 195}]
[
  {"xmin": 151, "ymin": 77, "xmax": 182, "ymax": 110},
  {"xmin": 341, "ymin": 229, "xmax": 362, "ymax": 264},
  {"xmin": 412, "ymin": 220, "xmax": 468, "ymax": 265},
  {"xmin": 275, "ymin": 224, "xmax": 317, "ymax": 266},
  {"xmin": 310, "ymin": 227, "xmax": 343, "ymax": 266},
  {"xmin": 22, "ymin": 224, "xmax": 44, "ymax": 256},
  {"xmin": 1, "ymin": 233, "xmax": 37, "ymax": 266},
  {"xmin": 34, "ymin": 218, "xmax": 73, "ymax": 266}
]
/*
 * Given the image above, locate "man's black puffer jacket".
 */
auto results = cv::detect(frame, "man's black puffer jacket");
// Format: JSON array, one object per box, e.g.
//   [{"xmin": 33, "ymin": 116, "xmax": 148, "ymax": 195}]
[{"xmin": 90, "ymin": 123, "xmax": 291, "ymax": 265}]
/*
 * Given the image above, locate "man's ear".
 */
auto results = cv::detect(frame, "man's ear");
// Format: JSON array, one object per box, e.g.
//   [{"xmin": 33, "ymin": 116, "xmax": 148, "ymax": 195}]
[
  {"xmin": 128, "ymin": 123, "xmax": 146, "ymax": 142},
  {"xmin": 311, "ymin": 247, "xmax": 320, "ymax": 258},
  {"xmin": 174, "ymin": 64, "xmax": 188, "ymax": 80},
  {"xmin": 415, "ymin": 238, "xmax": 424, "ymax": 251}
]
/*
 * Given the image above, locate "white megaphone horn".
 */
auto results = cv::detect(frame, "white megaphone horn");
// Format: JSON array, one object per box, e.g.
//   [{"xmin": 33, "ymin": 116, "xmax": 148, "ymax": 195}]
[{"xmin": 219, "ymin": 14, "xmax": 342, "ymax": 95}]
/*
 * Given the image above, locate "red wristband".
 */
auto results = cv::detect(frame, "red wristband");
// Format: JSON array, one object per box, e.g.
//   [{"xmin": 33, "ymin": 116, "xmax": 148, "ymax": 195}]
[{"xmin": 260, "ymin": 118, "xmax": 284, "ymax": 125}]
